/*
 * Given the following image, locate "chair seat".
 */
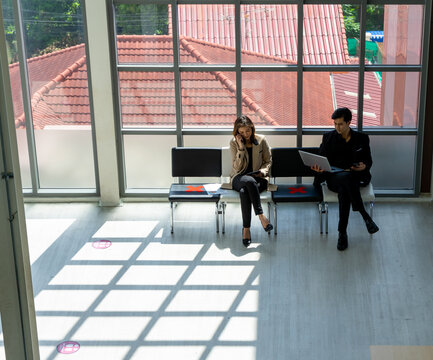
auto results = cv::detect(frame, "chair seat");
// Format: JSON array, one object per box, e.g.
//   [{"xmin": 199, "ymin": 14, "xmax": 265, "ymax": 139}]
[
  {"xmin": 321, "ymin": 182, "xmax": 375, "ymax": 202},
  {"xmin": 219, "ymin": 189, "xmax": 272, "ymax": 203},
  {"xmin": 169, "ymin": 184, "xmax": 220, "ymax": 202},
  {"xmin": 272, "ymin": 184, "xmax": 321, "ymax": 202}
]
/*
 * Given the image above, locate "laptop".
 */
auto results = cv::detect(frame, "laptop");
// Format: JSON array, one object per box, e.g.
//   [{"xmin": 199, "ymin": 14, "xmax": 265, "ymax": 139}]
[{"xmin": 298, "ymin": 150, "xmax": 345, "ymax": 173}]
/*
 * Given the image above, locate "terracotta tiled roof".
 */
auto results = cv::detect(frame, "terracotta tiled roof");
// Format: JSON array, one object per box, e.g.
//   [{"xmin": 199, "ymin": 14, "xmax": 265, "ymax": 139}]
[
  {"xmin": 8, "ymin": 4, "xmax": 381, "ymax": 129},
  {"xmin": 9, "ymin": 44, "xmax": 88, "ymax": 129},
  {"xmin": 333, "ymin": 71, "xmax": 382, "ymax": 126},
  {"xmin": 117, "ymin": 35, "xmax": 331, "ymax": 127},
  {"xmin": 178, "ymin": 4, "xmax": 350, "ymax": 64}
]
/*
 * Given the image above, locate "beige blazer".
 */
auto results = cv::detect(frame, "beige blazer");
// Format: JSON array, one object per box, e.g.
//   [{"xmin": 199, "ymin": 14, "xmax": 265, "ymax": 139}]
[{"xmin": 221, "ymin": 133, "xmax": 277, "ymax": 191}]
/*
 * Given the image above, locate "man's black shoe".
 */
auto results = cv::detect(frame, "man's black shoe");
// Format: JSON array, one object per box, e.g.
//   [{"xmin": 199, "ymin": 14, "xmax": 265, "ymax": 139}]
[
  {"xmin": 365, "ymin": 218, "xmax": 379, "ymax": 234},
  {"xmin": 337, "ymin": 232, "xmax": 348, "ymax": 251}
]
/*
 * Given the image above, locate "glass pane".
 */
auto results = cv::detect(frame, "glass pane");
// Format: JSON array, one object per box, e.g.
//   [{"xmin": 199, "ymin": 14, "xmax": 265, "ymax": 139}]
[
  {"xmin": 266, "ymin": 135, "xmax": 296, "ymax": 149},
  {"xmin": 364, "ymin": 72, "xmax": 419, "ymax": 128},
  {"xmin": 302, "ymin": 135, "xmax": 322, "ymax": 147},
  {"xmin": 20, "ymin": 0, "xmax": 96, "ymax": 189},
  {"xmin": 303, "ymin": 72, "xmax": 341, "ymax": 127},
  {"xmin": 15, "ymin": 129, "xmax": 31, "ymax": 188},
  {"xmin": 119, "ymin": 72, "xmax": 175, "ymax": 128},
  {"xmin": 184, "ymin": 135, "xmax": 232, "ymax": 148},
  {"xmin": 35, "ymin": 128, "xmax": 95, "ymax": 188},
  {"xmin": 365, "ymin": 5, "xmax": 423, "ymax": 65},
  {"xmin": 2, "ymin": 0, "xmax": 31, "ymax": 188},
  {"xmin": 242, "ymin": 72, "xmax": 297, "ymax": 128},
  {"xmin": 241, "ymin": 4, "xmax": 297, "ymax": 65},
  {"xmin": 370, "ymin": 135, "xmax": 415, "ymax": 190},
  {"xmin": 115, "ymin": 4, "xmax": 171, "ymax": 65},
  {"xmin": 181, "ymin": 72, "xmax": 236, "ymax": 128},
  {"xmin": 124, "ymin": 135, "xmax": 176, "ymax": 189},
  {"xmin": 178, "ymin": 4, "xmax": 235, "ymax": 65},
  {"xmin": 304, "ymin": 5, "xmax": 359, "ymax": 65},
  {"xmin": 305, "ymin": 135, "xmax": 416, "ymax": 190}
]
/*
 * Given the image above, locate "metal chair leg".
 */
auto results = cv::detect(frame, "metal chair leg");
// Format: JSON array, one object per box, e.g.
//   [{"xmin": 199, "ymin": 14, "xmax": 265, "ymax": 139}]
[
  {"xmin": 222, "ymin": 202, "xmax": 226, "ymax": 234},
  {"xmin": 274, "ymin": 203, "xmax": 278, "ymax": 235},
  {"xmin": 215, "ymin": 202, "xmax": 220, "ymax": 233},
  {"xmin": 170, "ymin": 201, "xmax": 174, "ymax": 233},
  {"xmin": 325, "ymin": 202, "xmax": 329, "ymax": 234},
  {"xmin": 370, "ymin": 202, "xmax": 374, "ymax": 218},
  {"xmin": 267, "ymin": 202, "xmax": 271, "ymax": 236},
  {"xmin": 319, "ymin": 202, "xmax": 323, "ymax": 234},
  {"xmin": 267, "ymin": 202, "xmax": 271, "ymax": 221}
]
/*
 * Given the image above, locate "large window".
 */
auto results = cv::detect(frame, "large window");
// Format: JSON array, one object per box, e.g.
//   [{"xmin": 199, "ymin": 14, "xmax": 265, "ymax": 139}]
[
  {"xmin": 112, "ymin": 1, "xmax": 427, "ymax": 193},
  {"xmin": 2, "ymin": 0, "xmax": 96, "ymax": 193}
]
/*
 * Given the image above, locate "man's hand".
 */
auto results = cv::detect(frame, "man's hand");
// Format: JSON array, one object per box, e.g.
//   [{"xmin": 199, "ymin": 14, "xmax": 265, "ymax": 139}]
[
  {"xmin": 351, "ymin": 162, "xmax": 366, "ymax": 172},
  {"xmin": 311, "ymin": 164, "xmax": 324, "ymax": 173}
]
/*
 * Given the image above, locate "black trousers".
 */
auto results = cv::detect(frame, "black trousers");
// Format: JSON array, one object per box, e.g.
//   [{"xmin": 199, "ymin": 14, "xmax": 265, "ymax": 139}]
[
  {"xmin": 326, "ymin": 171, "xmax": 369, "ymax": 233},
  {"xmin": 232, "ymin": 174, "xmax": 268, "ymax": 228}
]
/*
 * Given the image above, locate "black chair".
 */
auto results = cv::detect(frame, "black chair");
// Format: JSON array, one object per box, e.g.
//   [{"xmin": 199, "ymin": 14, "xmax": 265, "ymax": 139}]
[
  {"xmin": 271, "ymin": 147, "xmax": 324, "ymax": 234},
  {"xmin": 169, "ymin": 147, "xmax": 222, "ymax": 233}
]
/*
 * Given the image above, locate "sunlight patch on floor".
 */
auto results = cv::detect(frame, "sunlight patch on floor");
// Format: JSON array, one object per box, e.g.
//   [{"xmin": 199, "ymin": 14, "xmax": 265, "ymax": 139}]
[
  {"xmin": 236, "ymin": 290, "xmax": 259, "ymax": 312},
  {"xmin": 166, "ymin": 290, "xmax": 240, "ymax": 312},
  {"xmin": 219, "ymin": 317, "xmax": 257, "ymax": 341},
  {"xmin": 116, "ymin": 265, "xmax": 188, "ymax": 285},
  {"xmin": 145, "ymin": 316, "xmax": 224, "ymax": 341},
  {"xmin": 185, "ymin": 265, "xmax": 255, "ymax": 285},
  {"xmin": 137, "ymin": 243, "xmax": 203, "ymax": 261},
  {"xmin": 131, "ymin": 346, "xmax": 205, "ymax": 360},
  {"xmin": 73, "ymin": 316, "xmax": 151, "ymax": 341},
  {"xmin": 92, "ymin": 221, "xmax": 158, "ymax": 238},
  {"xmin": 202, "ymin": 244, "xmax": 261, "ymax": 261},
  {"xmin": 72, "ymin": 242, "xmax": 141, "ymax": 261},
  {"xmin": 35, "ymin": 290, "xmax": 102, "ymax": 312},
  {"xmin": 95, "ymin": 290, "xmax": 170, "ymax": 312},
  {"xmin": 26, "ymin": 219, "xmax": 75, "ymax": 264},
  {"xmin": 49, "ymin": 265, "xmax": 122, "ymax": 285},
  {"xmin": 49, "ymin": 346, "xmax": 130, "ymax": 360},
  {"xmin": 36, "ymin": 316, "xmax": 80, "ymax": 341},
  {"xmin": 207, "ymin": 346, "xmax": 256, "ymax": 360}
]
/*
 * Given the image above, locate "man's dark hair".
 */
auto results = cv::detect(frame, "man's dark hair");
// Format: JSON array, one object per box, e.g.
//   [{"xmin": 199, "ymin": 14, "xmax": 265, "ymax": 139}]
[{"xmin": 331, "ymin": 107, "xmax": 352, "ymax": 123}]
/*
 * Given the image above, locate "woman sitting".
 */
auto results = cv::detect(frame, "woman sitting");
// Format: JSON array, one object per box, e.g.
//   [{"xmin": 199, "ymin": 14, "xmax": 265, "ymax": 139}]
[{"xmin": 224, "ymin": 115, "xmax": 275, "ymax": 247}]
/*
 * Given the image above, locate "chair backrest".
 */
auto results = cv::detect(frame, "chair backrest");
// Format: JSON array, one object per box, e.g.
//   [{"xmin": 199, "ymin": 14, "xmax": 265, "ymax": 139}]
[
  {"xmin": 172, "ymin": 147, "xmax": 222, "ymax": 177},
  {"xmin": 221, "ymin": 146, "xmax": 232, "ymax": 177},
  {"xmin": 271, "ymin": 147, "xmax": 319, "ymax": 177}
]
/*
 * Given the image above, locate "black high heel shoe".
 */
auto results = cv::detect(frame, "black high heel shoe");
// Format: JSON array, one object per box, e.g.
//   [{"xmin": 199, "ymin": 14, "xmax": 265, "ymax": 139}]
[
  {"xmin": 242, "ymin": 228, "xmax": 251, "ymax": 247},
  {"xmin": 263, "ymin": 223, "xmax": 273, "ymax": 233},
  {"xmin": 260, "ymin": 216, "xmax": 273, "ymax": 233}
]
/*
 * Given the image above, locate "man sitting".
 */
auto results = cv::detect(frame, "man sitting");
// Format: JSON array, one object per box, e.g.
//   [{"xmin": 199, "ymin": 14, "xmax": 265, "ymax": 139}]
[{"xmin": 312, "ymin": 107, "xmax": 379, "ymax": 251}]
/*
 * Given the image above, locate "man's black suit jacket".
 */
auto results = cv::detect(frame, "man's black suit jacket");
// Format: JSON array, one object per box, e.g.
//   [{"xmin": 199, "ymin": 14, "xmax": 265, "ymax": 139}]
[{"xmin": 313, "ymin": 129, "xmax": 372, "ymax": 188}]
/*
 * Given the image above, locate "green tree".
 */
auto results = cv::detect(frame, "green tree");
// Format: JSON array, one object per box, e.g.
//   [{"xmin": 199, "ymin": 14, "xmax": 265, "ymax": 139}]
[
  {"xmin": 115, "ymin": 4, "xmax": 168, "ymax": 36},
  {"xmin": 21, "ymin": 0, "xmax": 83, "ymax": 57},
  {"xmin": 2, "ymin": 1, "xmax": 169, "ymax": 60},
  {"xmin": 342, "ymin": 4, "xmax": 385, "ymax": 39}
]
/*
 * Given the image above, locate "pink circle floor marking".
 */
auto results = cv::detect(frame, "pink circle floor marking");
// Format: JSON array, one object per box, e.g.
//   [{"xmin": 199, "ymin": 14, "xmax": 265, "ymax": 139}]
[
  {"xmin": 92, "ymin": 239, "xmax": 112, "ymax": 249},
  {"xmin": 56, "ymin": 341, "xmax": 80, "ymax": 354}
]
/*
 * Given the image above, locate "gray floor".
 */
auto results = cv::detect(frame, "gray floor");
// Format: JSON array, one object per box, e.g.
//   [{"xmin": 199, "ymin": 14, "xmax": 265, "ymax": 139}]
[{"xmin": 4, "ymin": 201, "xmax": 433, "ymax": 359}]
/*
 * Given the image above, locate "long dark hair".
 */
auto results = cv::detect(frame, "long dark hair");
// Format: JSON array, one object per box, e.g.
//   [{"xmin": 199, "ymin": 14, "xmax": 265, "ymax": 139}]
[{"xmin": 232, "ymin": 115, "xmax": 256, "ymax": 139}]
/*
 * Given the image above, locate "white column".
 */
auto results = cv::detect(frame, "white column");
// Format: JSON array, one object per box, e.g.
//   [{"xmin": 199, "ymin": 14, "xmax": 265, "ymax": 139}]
[{"xmin": 85, "ymin": 0, "xmax": 121, "ymax": 206}]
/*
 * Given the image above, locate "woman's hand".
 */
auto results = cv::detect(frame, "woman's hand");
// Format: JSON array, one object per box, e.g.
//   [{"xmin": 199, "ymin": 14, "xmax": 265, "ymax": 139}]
[
  {"xmin": 253, "ymin": 170, "xmax": 266, "ymax": 177},
  {"xmin": 311, "ymin": 164, "xmax": 324, "ymax": 173},
  {"xmin": 236, "ymin": 134, "xmax": 244, "ymax": 149},
  {"xmin": 351, "ymin": 162, "xmax": 366, "ymax": 171}
]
